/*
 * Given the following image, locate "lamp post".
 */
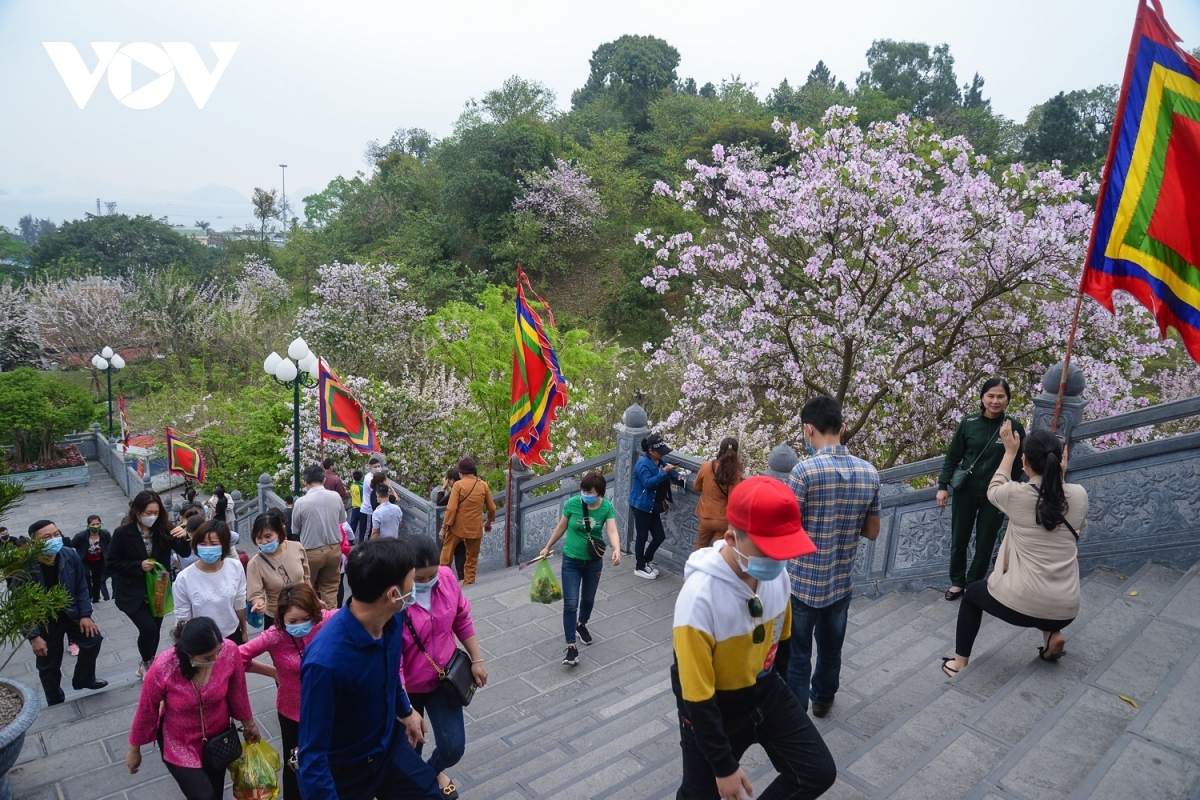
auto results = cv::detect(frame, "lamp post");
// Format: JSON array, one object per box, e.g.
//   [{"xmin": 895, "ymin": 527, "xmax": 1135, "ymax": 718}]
[
  {"xmin": 91, "ymin": 346, "xmax": 125, "ymax": 439},
  {"xmin": 264, "ymin": 337, "xmax": 319, "ymax": 496}
]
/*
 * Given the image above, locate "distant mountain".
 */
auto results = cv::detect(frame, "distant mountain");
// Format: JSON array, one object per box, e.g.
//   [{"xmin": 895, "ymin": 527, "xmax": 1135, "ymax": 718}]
[{"xmin": 182, "ymin": 184, "xmax": 249, "ymax": 205}]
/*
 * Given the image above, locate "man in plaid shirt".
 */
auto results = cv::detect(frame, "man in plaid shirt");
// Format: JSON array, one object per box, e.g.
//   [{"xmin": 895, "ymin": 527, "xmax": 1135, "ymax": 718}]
[{"xmin": 786, "ymin": 396, "xmax": 881, "ymax": 718}]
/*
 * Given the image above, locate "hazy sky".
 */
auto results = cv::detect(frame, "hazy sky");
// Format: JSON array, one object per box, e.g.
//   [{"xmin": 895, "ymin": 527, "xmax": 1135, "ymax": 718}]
[{"xmin": 3, "ymin": 0, "xmax": 1199, "ymax": 228}]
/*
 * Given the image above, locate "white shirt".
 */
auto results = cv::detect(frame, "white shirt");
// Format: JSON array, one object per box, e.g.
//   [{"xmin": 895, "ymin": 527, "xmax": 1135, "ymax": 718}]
[
  {"xmin": 360, "ymin": 470, "xmax": 383, "ymax": 518},
  {"xmin": 172, "ymin": 559, "xmax": 247, "ymax": 637},
  {"xmin": 372, "ymin": 502, "xmax": 403, "ymax": 539}
]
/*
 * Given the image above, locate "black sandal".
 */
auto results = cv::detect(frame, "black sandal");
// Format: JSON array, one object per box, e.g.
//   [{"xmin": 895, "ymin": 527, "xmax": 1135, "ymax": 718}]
[
  {"xmin": 940, "ymin": 657, "xmax": 959, "ymax": 678},
  {"xmin": 1038, "ymin": 632, "xmax": 1065, "ymax": 662},
  {"xmin": 440, "ymin": 779, "xmax": 460, "ymax": 799},
  {"xmin": 945, "ymin": 587, "xmax": 964, "ymax": 601}
]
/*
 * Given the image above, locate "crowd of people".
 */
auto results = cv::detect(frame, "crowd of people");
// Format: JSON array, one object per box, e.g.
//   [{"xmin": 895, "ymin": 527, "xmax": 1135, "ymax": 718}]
[{"xmin": 3, "ymin": 380, "xmax": 1091, "ymax": 800}]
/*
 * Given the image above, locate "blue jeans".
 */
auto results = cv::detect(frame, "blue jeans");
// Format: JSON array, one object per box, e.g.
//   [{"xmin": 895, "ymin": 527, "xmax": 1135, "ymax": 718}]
[
  {"xmin": 787, "ymin": 594, "xmax": 851, "ymax": 710},
  {"xmin": 410, "ymin": 690, "xmax": 466, "ymax": 775},
  {"xmin": 561, "ymin": 555, "xmax": 602, "ymax": 644}
]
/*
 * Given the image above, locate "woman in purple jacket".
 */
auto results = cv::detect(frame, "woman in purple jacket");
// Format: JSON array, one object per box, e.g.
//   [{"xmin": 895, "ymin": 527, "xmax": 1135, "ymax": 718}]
[{"xmin": 401, "ymin": 536, "xmax": 488, "ymax": 800}]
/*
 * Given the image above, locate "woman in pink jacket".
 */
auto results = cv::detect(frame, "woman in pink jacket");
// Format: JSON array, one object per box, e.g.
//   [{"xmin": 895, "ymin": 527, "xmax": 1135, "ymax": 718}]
[
  {"xmin": 126, "ymin": 616, "xmax": 261, "ymax": 800},
  {"xmin": 402, "ymin": 536, "xmax": 488, "ymax": 800},
  {"xmin": 240, "ymin": 582, "xmax": 335, "ymax": 800}
]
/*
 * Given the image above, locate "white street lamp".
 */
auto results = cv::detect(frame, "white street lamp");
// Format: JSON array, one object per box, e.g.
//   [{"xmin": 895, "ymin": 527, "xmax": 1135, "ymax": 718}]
[
  {"xmin": 265, "ymin": 341, "xmax": 320, "ymax": 495},
  {"xmin": 94, "ymin": 345, "xmax": 124, "ymax": 438}
]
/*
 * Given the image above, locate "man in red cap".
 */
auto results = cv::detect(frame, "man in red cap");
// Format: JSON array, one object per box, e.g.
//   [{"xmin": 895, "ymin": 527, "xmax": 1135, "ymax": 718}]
[{"xmin": 671, "ymin": 476, "xmax": 837, "ymax": 800}]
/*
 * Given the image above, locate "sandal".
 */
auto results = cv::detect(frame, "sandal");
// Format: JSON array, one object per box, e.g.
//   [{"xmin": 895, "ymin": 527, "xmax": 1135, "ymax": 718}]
[
  {"xmin": 1038, "ymin": 631, "xmax": 1065, "ymax": 662},
  {"xmin": 440, "ymin": 780, "xmax": 460, "ymax": 799},
  {"xmin": 945, "ymin": 587, "xmax": 964, "ymax": 601},
  {"xmin": 940, "ymin": 657, "xmax": 959, "ymax": 678}
]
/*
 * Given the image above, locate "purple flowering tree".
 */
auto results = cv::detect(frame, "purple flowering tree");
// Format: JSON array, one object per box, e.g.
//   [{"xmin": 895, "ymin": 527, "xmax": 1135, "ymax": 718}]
[
  {"xmin": 639, "ymin": 108, "xmax": 1171, "ymax": 467},
  {"xmin": 513, "ymin": 158, "xmax": 604, "ymax": 241}
]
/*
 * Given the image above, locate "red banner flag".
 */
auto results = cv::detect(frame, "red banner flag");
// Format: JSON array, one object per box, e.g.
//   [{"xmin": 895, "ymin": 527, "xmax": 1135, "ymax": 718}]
[
  {"xmin": 166, "ymin": 427, "xmax": 206, "ymax": 482},
  {"xmin": 509, "ymin": 268, "xmax": 568, "ymax": 466},
  {"xmin": 318, "ymin": 358, "xmax": 378, "ymax": 453}
]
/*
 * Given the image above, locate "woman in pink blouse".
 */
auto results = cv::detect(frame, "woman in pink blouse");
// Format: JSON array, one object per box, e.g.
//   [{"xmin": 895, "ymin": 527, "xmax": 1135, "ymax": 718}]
[
  {"xmin": 126, "ymin": 616, "xmax": 261, "ymax": 800},
  {"xmin": 402, "ymin": 536, "xmax": 488, "ymax": 800},
  {"xmin": 240, "ymin": 582, "xmax": 335, "ymax": 800}
]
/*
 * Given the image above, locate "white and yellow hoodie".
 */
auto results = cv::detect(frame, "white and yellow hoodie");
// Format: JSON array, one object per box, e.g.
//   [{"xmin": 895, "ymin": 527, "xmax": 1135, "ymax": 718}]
[{"xmin": 672, "ymin": 540, "xmax": 793, "ymax": 777}]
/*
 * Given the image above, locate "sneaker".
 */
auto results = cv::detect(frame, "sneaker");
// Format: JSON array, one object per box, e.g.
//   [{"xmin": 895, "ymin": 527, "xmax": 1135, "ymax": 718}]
[
  {"xmin": 811, "ymin": 701, "xmax": 833, "ymax": 718},
  {"xmin": 647, "ymin": 562, "xmax": 661, "ymax": 576},
  {"xmin": 576, "ymin": 623, "xmax": 593, "ymax": 645},
  {"xmin": 563, "ymin": 645, "xmax": 579, "ymax": 666},
  {"xmin": 68, "ymin": 643, "xmax": 79, "ymax": 657},
  {"xmin": 634, "ymin": 567, "xmax": 657, "ymax": 580}
]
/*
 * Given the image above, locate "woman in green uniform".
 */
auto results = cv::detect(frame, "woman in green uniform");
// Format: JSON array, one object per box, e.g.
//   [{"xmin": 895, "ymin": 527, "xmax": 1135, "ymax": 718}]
[{"xmin": 937, "ymin": 378, "xmax": 1025, "ymax": 600}]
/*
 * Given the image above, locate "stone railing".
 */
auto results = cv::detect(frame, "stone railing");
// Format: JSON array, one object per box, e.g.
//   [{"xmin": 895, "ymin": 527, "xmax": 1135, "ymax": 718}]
[{"xmin": 84, "ymin": 423, "xmax": 155, "ymax": 501}]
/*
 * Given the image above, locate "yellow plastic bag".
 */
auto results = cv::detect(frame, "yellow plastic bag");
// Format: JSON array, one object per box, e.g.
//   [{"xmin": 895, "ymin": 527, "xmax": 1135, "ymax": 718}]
[
  {"xmin": 530, "ymin": 557, "xmax": 563, "ymax": 604},
  {"xmin": 229, "ymin": 740, "xmax": 283, "ymax": 800}
]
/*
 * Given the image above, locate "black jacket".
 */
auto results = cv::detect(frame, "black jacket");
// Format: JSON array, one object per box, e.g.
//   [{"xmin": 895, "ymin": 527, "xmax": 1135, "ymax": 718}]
[
  {"xmin": 26, "ymin": 546, "xmax": 93, "ymax": 638},
  {"xmin": 71, "ymin": 528, "xmax": 111, "ymax": 565},
  {"xmin": 108, "ymin": 522, "xmax": 192, "ymax": 615}
]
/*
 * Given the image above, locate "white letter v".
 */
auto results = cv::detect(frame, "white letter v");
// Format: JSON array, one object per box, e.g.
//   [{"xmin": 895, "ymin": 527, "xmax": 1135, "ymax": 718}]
[
  {"xmin": 163, "ymin": 42, "xmax": 239, "ymax": 109},
  {"xmin": 43, "ymin": 42, "xmax": 120, "ymax": 109}
]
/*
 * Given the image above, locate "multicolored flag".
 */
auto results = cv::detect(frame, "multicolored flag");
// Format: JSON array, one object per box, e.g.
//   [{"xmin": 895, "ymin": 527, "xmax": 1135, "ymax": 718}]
[
  {"xmin": 166, "ymin": 426, "xmax": 206, "ymax": 482},
  {"xmin": 510, "ymin": 268, "xmax": 568, "ymax": 466},
  {"xmin": 317, "ymin": 358, "xmax": 378, "ymax": 453},
  {"xmin": 1082, "ymin": 0, "xmax": 1200, "ymax": 363},
  {"xmin": 118, "ymin": 394, "xmax": 130, "ymax": 455}
]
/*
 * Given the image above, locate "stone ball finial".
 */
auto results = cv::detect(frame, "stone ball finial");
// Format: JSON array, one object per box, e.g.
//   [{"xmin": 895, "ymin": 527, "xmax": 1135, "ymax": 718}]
[
  {"xmin": 230, "ymin": 490, "xmax": 243, "ymax": 503},
  {"xmin": 258, "ymin": 473, "xmax": 274, "ymax": 486},
  {"xmin": 1041, "ymin": 362, "xmax": 1085, "ymax": 397},
  {"xmin": 767, "ymin": 444, "xmax": 799, "ymax": 474},
  {"xmin": 623, "ymin": 403, "xmax": 648, "ymax": 428}
]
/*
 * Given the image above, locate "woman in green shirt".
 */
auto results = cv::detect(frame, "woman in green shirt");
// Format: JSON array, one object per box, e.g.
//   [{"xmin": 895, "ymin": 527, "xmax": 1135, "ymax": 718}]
[
  {"xmin": 937, "ymin": 378, "xmax": 1026, "ymax": 600},
  {"xmin": 539, "ymin": 472, "xmax": 622, "ymax": 667}
]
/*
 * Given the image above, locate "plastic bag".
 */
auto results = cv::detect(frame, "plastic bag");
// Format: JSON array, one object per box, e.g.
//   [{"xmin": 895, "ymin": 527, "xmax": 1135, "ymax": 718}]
[
  {"xmin": 529, "ymin": 558, "xmax": 563, "ymax": 604},
  {"xmin": 229, "ymin": 740, "xmax": 282, "ymax": 800},
  {"xmin": 144, "ymin": 561, "xmax": 174, "ymax": 618},
  {"xmin": 246, "ymin": 602, "xmax": 264, "ymax": 630}
]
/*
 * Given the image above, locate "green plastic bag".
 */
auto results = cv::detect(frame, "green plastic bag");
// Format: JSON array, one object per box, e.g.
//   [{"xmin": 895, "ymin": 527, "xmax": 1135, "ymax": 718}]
[
  {"xmin": 229, "ymin": 740, "xmax": 282, "ymax": 800},
  {"xmin": 144, "ymin": 561, "xmax": 174, "ymax": 618},
  {"xmin": 530, "ymin": 558, "xmax": 563, "ymax": 604}
]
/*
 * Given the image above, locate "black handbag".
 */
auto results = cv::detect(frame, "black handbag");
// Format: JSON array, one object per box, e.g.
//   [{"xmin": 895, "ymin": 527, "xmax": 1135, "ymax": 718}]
[
  {"xmin": 581, "ymin": 499, "xmax": 606, "ymax": 560},
  {"xmin": 191, "ymin": 682, "xmax": 242, "ymax": 772},
  {"xmin": 405, "ymin": 614, "xmax": 476, "ymax": 708}
]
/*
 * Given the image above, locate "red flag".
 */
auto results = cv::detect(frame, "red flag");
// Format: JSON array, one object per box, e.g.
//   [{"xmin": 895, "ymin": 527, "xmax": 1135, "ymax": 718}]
[
  {"xmin": 318, "ymin": 358, "xmax": 378, "ymax": 453},
  {"xmin": 509, "ymin": 268, "xmax": 568, "ymax": 466}
]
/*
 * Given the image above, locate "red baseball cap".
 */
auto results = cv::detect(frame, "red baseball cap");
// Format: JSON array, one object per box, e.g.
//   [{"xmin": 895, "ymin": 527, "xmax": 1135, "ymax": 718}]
[{"xmin": 725, "ymin": 476, "xmax": 816, "ymax": 560}]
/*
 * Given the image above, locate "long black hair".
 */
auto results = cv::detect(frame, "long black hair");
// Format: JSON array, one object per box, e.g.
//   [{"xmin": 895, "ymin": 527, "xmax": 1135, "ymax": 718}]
[
  {"xmin": 979, "ymin": 378, "xmax": 1012, "ymax": 415},
  {"xmin": 214, "ymin": 484, "xmax": 228, "ymax": 520},
  {"xmin": 123, "ymin": 490, "xmax": 173, "ymax": 541},
  {"xmin": 1024, "ymin": 429, "xmax": 1069, "ymax": 530},
  {"xmin": 172, "ymin": 617, "xmax": 223, "ymax": 679},
  {"xmin": 713, "ymin": 437, "xmax": 742, "ymax": 488}
]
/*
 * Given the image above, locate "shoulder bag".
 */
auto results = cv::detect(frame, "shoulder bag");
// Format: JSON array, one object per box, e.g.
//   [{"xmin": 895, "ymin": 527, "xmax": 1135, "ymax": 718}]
[
  {"xmin": 190, "ymin": 681, "xmax": 242, "ymax": 772},
  {"xmin": 404, "ymin": 614, "xmax": 476, "ymax": 708},
  {"xmin": 580, "ymin": 499, "xmax": 606, "ymax": 560},
  {"xmin": 950, "ymin": 417, "xmax": 1005, "ymax": 490}
]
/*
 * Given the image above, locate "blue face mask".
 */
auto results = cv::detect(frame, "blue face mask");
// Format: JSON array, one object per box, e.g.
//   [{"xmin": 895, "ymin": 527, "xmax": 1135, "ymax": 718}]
[
  {"xmin": 732, "ymin": 543, "xmax": 786, "ymax": 581},
  {"xmin": 580, "ymin": 493, "xmax": 598, "ymax": 505},
  {"xmin": 285, "ymin": 620, "xmax": 314, "ymax": 638},
  {"xmin": 197, "ymin": 545, "xmax": 223, "ymax": 564},
  {"xmin": 414, "ymin": 573, "xmax": 439, "ymax": 593},
  {"xmin": 258, "ymin": 540, "xmax": 279, "ymax": 554},
  {"xmin": 803, "ymin": 437, "xmax": 817, "ymax": 456},
  {"xmin": 43, "ymin": 536, "xmax": 65, "ymax": 557}
]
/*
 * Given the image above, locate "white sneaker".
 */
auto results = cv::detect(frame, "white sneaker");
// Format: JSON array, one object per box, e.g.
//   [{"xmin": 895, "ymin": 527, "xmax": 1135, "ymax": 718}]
[
  {"xmin": 634, "ymin": 567, "xmax": 658, "ymax": 580},
  {"xmin": 647, "ymin": 563, "xmax": 661, "ymax": 576}
]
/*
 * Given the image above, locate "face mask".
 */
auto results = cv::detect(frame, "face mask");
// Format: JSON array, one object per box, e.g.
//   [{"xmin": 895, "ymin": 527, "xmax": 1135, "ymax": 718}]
[
  {"xmin": 43, "ymin": 537, "xmax": 65, "ymax": 557},
  {"xmin": 138, "ymin": 514, "xmax": 158, "ymax": 528},
  {"xmin": 88, "ymin": 526, "xmax": 101, "ymax": 533},
  {"xmin": 414, "ymin": 574, "xmax": 439, "ymax": 593},
  {"xmin": 580, "ymin": 493, "xmax": 598, "ymax": 505},
  {"xmin": 258, "ymin": 540, "xmax": 279, "ymax": 554},
  {"xmin": 732, "ymin": 543, "xmax": 786, "ymax": 581},
  {"xmin": 197, "ymin": 545, "xmax": 223, "ymax": 564},
  {"xmin": 285, "ymin": 620, "xmax": 314, "ymax": 638},
  {"xmin": 393, "ymin": 587, "xmax": 414, "ymax": 609}
]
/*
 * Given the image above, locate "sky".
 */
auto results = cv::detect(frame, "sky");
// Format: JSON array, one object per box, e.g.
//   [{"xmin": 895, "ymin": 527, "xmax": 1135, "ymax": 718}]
[{"xmin": 2, "ymin": 0, "xmax": 1199, "ymax": 229}]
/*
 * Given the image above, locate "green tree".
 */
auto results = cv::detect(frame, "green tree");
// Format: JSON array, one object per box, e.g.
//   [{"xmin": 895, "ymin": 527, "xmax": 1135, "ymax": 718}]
[
  {"xmin": 195, "ymin": 381, "xmax": 292, "ymax": 495},
  {"xmin": 30, "ymin": 214, "xmax": 212, "ymax": 279},
  {"xmin": 857, "ymin": 40, "xmax": 962, "ymax": 115},
  {"xmin": 0, "ymin": 368, "xmax": 94, "ymax": 464},
  {"xmin": 572, "ymin": 35, "xmax": 681, "ymax": 130}
]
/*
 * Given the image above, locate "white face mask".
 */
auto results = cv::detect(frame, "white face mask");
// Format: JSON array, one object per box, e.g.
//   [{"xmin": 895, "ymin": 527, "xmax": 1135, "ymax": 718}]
[{"xmin": 138, "ymin": 514, "xmax": 158, "ymax": 528}]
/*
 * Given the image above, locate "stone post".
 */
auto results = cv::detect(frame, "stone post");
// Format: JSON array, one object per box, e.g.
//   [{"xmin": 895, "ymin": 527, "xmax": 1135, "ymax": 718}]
[
  {"xmin": 762, "ymin": 444, "xmax": 799, "ymax": 481},
  {"xmin": 230, "ymin": 490, "xmax": 243, "ymax": 535},
  {"xmin": 613, "ymin": 403, "xmax": 650, "ymax": 552},
  {"xmin": 257, "ymin": 473, "xmax": 275, "ymax": 511},
  {"xmin": 506, "ymin": 455, "xmax": 533, "ymax": 563},
  {"xmin": 1031, "ymin": 362, "xmax": 1090, "ymax": 451}
]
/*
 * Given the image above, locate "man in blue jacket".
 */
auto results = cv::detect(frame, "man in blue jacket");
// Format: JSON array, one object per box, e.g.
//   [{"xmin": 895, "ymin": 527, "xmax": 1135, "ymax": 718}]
[{"xmin": 25, "ymin": 519, "xmax": 106, "ymax": 705}]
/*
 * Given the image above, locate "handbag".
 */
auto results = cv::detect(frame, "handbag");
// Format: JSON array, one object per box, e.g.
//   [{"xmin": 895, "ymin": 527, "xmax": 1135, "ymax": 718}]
[
  {"xmin": 191, "ymin": 681, "xmax": 242, "ymax": 772},
  {"xmin": 404, "ymin": 614, "xmax": 476, "ymax": 708},
  {"xmin": 949, "ymin": 417, "xmax": 1005, "ymax": 490},
  {"xmin": 580, "ymin": 498, "xmax": 606, "ymax": 560}
]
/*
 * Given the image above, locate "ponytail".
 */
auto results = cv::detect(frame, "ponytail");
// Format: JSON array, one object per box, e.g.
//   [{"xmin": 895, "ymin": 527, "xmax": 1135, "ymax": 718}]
[
  {"xmin": 713, "ymin": 437, "xmax": 741, "ymax": 487},
  {"xmin": 1024, "ymin": 429, "xmax": 1069, "ymax": 531}
]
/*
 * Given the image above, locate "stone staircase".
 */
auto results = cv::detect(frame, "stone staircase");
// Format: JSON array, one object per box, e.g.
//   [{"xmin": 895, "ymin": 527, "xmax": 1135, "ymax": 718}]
[{"xmin": 452, "ymin": 558, "xmax": 1200, "ymax": 799}]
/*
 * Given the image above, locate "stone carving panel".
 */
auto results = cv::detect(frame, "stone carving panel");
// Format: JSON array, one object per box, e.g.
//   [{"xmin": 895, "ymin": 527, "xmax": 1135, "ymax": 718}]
[
  {"xmin": 519, "ymin": 503, "xmax": 565, "ymax": 563},
  {"xmin": 1076, "ymin": 457, "xmax": 1200, "ymax": 544},
  {"xmin": 893, "ymin": 506, "xmax": 954, "ymax": 572}
]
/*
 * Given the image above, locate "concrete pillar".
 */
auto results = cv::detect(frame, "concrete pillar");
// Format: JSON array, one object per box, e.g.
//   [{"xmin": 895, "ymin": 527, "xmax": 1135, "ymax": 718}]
[
  {"xmin": 506, "ymin": 455, "xmax": 534, "ymax": 564},
  {"xmin": 257, "ymin": 473, "xmax": 275, "ymax": 511},
  {"xmin": 613, "ymin": 403, "xmax": 650, "ymax": 552},
  {"xmin": 1031, "ymin": 362, "xmax": 1089, "ymax": 449}
]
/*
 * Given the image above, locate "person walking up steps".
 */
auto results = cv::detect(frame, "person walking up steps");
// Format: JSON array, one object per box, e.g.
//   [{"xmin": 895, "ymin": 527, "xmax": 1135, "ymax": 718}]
[
  {"xmin": 629, "ymin": 433, "xmax": 680, "ymax": 579},
  {"xmin": 291, "ymin": 463, "xmax": 347, "ymax": 609},
  {"xmin": 672, "ymin": 476, "xmax": 835, "ymax": 800}
]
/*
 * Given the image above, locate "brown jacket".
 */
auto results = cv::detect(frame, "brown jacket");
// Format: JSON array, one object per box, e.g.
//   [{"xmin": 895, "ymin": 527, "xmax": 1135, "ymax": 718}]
[
  {"xmin": 245, "ymin": 541, "xmax": 311, "ymax": 618},
  {"xmin": 692, "ymin": 460, "xmax": 743, "ymax": 522},
  {"xmin": 442, "ymin": 476, "xmax": 496, "ymax": 540}
]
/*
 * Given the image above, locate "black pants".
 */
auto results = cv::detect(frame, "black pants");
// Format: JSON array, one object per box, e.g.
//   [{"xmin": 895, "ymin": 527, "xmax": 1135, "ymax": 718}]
[
  {"xmin": 279, "ymin": 712, "xmax": 301, "ymax": 800},
  {"xmin": 674, "ymin": 670, "xmax": 836, "ymax": 800},
  {"xmin": 955, "ymin": 581, "xmax": 1076, "ymax": 657},
  {"xmin": 125, "ymin": 603, "xmax": 164, "ymax": 664},
  {"xmin": 633, "ymin": 508, "xmax": 666, "ymax": 570},
  {"xmin": 327, "ymin": 735, "xmax": 441, "ymax": 799},
  {"xmin": 337, "ymin": 573, "xmax": 346, "ymax": 608},
  {"xmin": 36, "ymin": 614, "xmax": 102, "ymax": 705},
  {"xmin": 164, "ymin": 757, "xmax": 225, "ymax": 800},
  {"xmin": 949, "ymin": 491, "xmax": 1006, "ymax": 588},
  {"xmin": 84, "ymin": 559, "xmax": 106, "ymax": 603},
  {"xmin": 453, "ymin": 541, "xmax": 467, "ymax": 581}
]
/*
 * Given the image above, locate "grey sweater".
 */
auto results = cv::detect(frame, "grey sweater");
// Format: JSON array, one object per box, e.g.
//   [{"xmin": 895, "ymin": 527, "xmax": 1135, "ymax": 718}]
[{"xmin": 291, "ymin": 485, "xmax": 347, "ymax": 549}]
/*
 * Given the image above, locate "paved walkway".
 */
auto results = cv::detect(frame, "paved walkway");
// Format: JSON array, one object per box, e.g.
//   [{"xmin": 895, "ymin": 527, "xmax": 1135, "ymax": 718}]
[{"xmin": 2, "ymin": 463, "xmax": 1199, "ymax": 798}]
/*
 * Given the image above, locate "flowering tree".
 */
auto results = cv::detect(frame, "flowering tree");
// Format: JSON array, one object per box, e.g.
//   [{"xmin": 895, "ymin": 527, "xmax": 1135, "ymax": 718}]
[
  {"xmin": 295, "ymin": 261, "xmax": 426, "ymax": 380},
  {"xmin": 31, "ymin": 275, "xmax": 140, "ymax": 368},
  {"xmin": 639, "ymin": 108, "xmax": 1170, "ymax": 467},
  {"xmin": 513, "ymin": 158, "xmax": 604, "ymax": 241},
  {"xmin": 0, "ymin": 282, "xmax": 40, "ymax": 371}
]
